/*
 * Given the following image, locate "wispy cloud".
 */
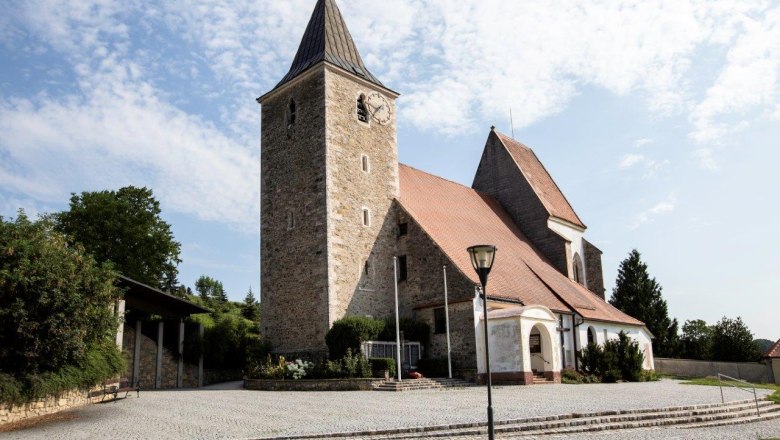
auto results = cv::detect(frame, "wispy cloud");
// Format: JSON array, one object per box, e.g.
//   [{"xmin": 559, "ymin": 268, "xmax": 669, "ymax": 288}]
[
  {"xmin": 618, "ymin": 153, "xmax": 669, "ymax": 177},
  {"xmin": 629, "ymin": 193, "xmax": 677, "ymax": 230},
  {"xmin": 634, "ymin": 138, "xmax": 654, "ymax": 148}
]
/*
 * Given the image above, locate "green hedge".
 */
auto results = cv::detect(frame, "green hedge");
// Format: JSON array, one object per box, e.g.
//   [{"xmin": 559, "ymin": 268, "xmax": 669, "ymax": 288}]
[
  {"xmin": 578, "ymin": 331, "xmax": 644, "ymax": 383},
  {"xmin": 325, "ymin": 316, "xmax": 385, "ymax": 359},
  {"xmin": 0, "ymin": 341, "xmax": 125, "ymax": 406},
  {"xmin": 368, "ymin": 357, "xmax": 396, "ymax": 378}
]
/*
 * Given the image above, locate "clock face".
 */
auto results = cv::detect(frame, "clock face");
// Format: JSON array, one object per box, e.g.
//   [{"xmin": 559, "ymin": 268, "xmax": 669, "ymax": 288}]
[{"xmin": 365, "ymin": 92, "xmax": 392, "ymax": 125}]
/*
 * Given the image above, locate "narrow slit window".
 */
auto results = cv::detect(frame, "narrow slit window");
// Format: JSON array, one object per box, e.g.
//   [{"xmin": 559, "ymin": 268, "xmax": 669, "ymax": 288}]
[
  {"xmin": 286, "ymin": 210, "xmax": 295, "ymax": 230},
  {"xmin": 361, "ymin": 155, "xmax": 369, "ymax": 173},
  {"xmin": 356, "ymin": 94, "xmax": 369, "ymax": 123},
  {"xmin": 434, "ymin": 307, "xmax": 446, "ymax": 334},
  {"xmin": 362, "ymin": 208, "xmax": 370, "ymax": 227},
  {"xmin": 397, "ymin": 255, "xmax": 407, "ymax": 282},
  {"xmin": 287, "ymin": 98, "xmax": 296, "ymax": 127},
  {"xmin": 398, "ymin": 222, "xmax": 408, "ymax": 237}
]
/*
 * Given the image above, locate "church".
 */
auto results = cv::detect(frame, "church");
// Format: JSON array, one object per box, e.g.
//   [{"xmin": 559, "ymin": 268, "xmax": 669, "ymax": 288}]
[{"xmin": 258, "ymin": 0, "xmax": 654, "ymax": 384}]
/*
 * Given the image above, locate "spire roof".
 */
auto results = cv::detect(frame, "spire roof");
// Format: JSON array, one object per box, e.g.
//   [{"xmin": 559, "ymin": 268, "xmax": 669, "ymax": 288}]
[{"xmin": 274, "ymin": 0, "xmax": 384, "ymax": 91}]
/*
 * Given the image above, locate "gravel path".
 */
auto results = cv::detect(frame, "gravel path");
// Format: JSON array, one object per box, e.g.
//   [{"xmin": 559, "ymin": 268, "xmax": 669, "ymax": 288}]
[{"xmin": 1, "ymin": 379, "xmax": 776, "ymax": 439}]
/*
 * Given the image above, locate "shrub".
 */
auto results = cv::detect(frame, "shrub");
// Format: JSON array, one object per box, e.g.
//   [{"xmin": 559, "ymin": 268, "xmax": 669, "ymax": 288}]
[
  {"xmin": 640, "ymin": 370, "xmax": 659, "ymax": 382},
  {"xmin": 0, "ymin": 213, "xmax": 120, "ymax": 376},
  {"xmin": 368, "ymin": 358, "xmax": 396, "ymax": 378},
  {"xmin": 0, "ymin": 341, "xmax": 124, "ymax": 405},
  {"xmin": 284, "ymin": 359, "xmax": 313, "ymax": 380},
  {"xmin": 379, "ymin": 318, "xmax": 431, "ymax": 349},
  {"xmin": 417, "ymin": 357, "xmax": 449, "ymax": 378},
  {"xmin": 325, "ymin": 316, "xmax": 386, "ymax": 359},
  {"xmin": 580, "ymin": 343, "xmax": 603, "ymax": 375},
  {"xmin": 251, "ymin": 355, "xmax": 286, "ymax": 380},
  {"xmin": 578, "ymin": 331, "xmax": 644, "ymax": 383},
  {"xmin": 561, "ymin": 368, "xmax": 582, "ymax": 384},
  {"xmin": 340, "ymin": 349, "xmax": 371, "ymax": 378}
]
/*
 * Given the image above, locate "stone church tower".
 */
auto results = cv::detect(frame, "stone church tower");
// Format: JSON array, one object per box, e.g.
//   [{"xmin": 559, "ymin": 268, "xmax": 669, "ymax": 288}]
[{"xmin": 258, "ymin": 0, "xmax": 399, "ymax": 355}]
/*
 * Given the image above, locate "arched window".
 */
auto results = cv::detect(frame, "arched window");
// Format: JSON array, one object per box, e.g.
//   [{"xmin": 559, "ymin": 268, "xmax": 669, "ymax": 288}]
[
  {"xmin": 572, "ymin": 253, "xmax": 584, "ymax": 284},
  {"xmin": 356, "ymin": 94, "xmax": 368, "ymax": 123},
  {"xmin": 287, "ymin": 98, "xmax": 296, "ymax": 128},
  {"xmin": 587, "ymin": 326, "xmax": 596, "ymax": 346}
]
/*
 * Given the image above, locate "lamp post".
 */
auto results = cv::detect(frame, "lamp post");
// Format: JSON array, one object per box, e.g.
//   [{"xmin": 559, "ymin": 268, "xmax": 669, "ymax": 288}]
[{"xmin": 467, "ymin": 244, "xmax": 497, "ymax": 440}]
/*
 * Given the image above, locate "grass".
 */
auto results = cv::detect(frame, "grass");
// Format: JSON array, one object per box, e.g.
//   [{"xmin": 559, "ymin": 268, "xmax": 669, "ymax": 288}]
[{"xmin": 680, "ymin": 377, "xmax": 780, "ymax": 391}]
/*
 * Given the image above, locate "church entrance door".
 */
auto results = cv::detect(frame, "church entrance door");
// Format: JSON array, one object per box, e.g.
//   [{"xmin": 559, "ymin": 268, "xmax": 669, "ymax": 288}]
[{"xmin": 529, "ymin": 323, "xmax": 553, "ymax": 376}]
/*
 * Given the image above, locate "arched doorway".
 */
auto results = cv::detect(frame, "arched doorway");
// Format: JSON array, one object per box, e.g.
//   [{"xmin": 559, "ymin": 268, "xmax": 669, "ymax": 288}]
[{"xmin": 529, "ymin": 323, "xmax": 554, "ymax": 376}]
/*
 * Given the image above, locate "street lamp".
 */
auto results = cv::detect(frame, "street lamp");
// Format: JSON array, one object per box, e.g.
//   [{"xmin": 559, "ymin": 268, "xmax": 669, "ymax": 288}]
[{"xmin": 467, "ymin": 244, "xmax": 497, "ymax": 440}]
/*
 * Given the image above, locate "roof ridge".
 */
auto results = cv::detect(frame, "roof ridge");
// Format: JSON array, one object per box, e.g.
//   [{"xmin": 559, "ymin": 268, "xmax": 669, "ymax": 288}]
[
  {"xmin": 493, "ymin": 130, "xmax": 586, "ymax": 228},
  {"xmin": 399, "ymin": 162, "xmax": 492, "ymax": 198}
]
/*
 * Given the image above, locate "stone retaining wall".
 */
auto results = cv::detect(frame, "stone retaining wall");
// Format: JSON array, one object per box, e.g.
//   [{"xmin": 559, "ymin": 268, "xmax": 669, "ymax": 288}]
[
  {"xmin": 0, "ymin": 386, "xmax": 104, "ymax": 426},
  {"xmin": 244, "ymin": 378, "xmax": 379, "ymax": 391},
  {"xmin": 655, "ymin": 357, "xmax": 775, "ymax": 383}
]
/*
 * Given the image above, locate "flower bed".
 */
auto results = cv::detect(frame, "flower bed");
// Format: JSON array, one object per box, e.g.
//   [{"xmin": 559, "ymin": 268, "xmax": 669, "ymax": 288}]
[{"xmin": 243, "ymin": 378, "xmax": 379, "ymax": 391}]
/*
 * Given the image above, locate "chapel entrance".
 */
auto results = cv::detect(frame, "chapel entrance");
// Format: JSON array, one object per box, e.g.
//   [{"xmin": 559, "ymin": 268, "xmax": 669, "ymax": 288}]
[{"xmin": 529, "ymin": 323, "xmax": 553, "ymax": 377}]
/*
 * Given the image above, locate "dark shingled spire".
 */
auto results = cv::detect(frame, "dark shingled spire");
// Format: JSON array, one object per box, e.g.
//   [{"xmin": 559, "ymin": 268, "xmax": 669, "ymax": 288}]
[{"xmin": 274, "ymin": 0, "xmax": 384, "ymax": 90}]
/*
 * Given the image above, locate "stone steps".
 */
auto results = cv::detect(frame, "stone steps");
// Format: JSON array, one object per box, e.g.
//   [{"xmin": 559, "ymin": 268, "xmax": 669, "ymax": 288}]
[
  {"xmin": 372, "ymin": 378, "xmax": 474, "ymax": 392},
  {"xmin": 253, "ymin": 398, "xmax": 779, "ymax": 439}
]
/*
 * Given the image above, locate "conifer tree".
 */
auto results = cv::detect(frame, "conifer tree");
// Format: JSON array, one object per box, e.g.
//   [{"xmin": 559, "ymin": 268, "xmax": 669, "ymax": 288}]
[
  {"xmin": 241, "ymin": 286, "xmax": 260, "ymax": 322},
  {"xmin": 609, "ymin": 249, "xmax": 679, "ymax": 357}
]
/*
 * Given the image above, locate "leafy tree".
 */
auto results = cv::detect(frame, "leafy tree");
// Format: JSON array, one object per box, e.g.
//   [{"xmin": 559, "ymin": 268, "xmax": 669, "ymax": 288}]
[
  {"xmin": 609, "ymin": 249, "xmax": 678, "ymax": 357},
  {"xmin": 241, "ymin": 286, "xmax": 260, "ymax": 322},
  {"xmin": 195, "ymin": 275, "xmax": 227, "ymax": 303},
  {"xmin": 0, "ymin": 212, "xmax": 120, "ymax": 375},
  {"xmin": 680, "ymin": 319, "xmax": 713, "ymax": 360},
  {"xmin": 710, "ymin": 316, "xmax": 761, "ymax": 362},
  {"xmin": 53, "ymin": 186, "xmax": 181, "ymax": 291},
  {"xmin": 754, "ymin": 338, "xmax": 775, "ymax": 356}
]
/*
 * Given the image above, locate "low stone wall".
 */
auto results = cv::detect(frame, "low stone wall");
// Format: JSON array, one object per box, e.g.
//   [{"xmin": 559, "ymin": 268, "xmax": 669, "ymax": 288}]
[
  {"xmin": 244, "ymin": 378, "xmax": 379, "ymax": 391},
  {"xmin": 0, "ymin": 386, "xmax": 104, "ymax": 426},
  {"xmin": 655, "ymin": 358, "xmax": 774, "ymax": 383}
]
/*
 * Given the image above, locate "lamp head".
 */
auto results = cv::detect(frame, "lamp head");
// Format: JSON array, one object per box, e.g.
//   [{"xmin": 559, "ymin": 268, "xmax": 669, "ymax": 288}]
[{"xmin": 467, "ymin": 245, "xmax": 496, "ymax": 271}]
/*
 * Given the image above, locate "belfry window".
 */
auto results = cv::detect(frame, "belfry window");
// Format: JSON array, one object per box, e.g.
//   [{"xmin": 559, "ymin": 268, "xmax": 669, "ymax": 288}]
[
  {"xmin": 356, "ymin": 94, "xmax": 369, "ymax": 123},
  {"xmin": 287, "ymin": 98, "xmax": 296, "ymax": 128}
]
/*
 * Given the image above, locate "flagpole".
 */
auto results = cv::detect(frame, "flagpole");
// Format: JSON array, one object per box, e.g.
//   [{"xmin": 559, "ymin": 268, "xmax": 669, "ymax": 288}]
[
  {"xmin": 443, "ymin": 265, "xmax": 452, "ymax": 379},
  {"xmin": 393, "ymin": 256, "xmax": 402, "ymax": 382}
]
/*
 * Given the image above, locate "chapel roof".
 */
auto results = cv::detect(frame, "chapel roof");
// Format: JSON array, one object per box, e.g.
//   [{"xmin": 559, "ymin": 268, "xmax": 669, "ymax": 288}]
[
  {"xmin": 398, "ymin": 163, "xmax": 643, "ymax": 326},
  {"xmin": 764, "ymin": 339, "xmax": 780, "ymax": 358},
  {"xmin": 494, "ymin": 131, "xmax": 586, "ymax": 229},
  {"xmin": 272, "ymin": 0, "xmax": 384, "ymax": 92}
]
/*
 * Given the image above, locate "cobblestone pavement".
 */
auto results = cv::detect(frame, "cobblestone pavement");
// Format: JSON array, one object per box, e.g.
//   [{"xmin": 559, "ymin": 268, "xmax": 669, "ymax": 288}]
[{"xmin": 1, "ymin": 379, "xmax": 777, "ymax": 439}]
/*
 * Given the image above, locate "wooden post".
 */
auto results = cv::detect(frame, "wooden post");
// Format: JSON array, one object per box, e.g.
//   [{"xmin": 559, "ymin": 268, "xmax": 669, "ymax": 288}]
[
  {"xmin": 156, "ymin": 321, "xmax": 164, "ymax": 389},
  {"xmin": 133, "ymin": 321, "xmax": 142, "ymax": 385},
  {"xmin": 177, "ymin": 319, "xmax": 184, "ymax": 388},
  {"xmin": 198, "ymin": 324, "xmax": 204, "ymax": 387}
]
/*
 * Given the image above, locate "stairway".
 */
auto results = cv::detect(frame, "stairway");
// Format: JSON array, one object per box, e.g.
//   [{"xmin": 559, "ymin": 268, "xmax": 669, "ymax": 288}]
[
  {"xmin": 372, "ymin": 377, "xmax": 474, "ymax": 392},
  {"xmin": 255, "ymin": 398, "xmax": 780, "ymax": 439},
  {"xmin": 532, "ymin": 372, "xmax": 554, "ymax": 385}
]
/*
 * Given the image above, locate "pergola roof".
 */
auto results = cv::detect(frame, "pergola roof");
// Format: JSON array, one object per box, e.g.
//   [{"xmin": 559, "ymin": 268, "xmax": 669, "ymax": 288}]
[{"xmin": 118, "ymin": 276, "xmax": 210, "ymax": 319}]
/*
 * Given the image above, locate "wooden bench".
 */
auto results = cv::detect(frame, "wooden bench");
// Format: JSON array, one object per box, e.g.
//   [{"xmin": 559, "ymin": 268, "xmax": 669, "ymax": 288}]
[{"xmin": 91, "ymin": 378, "xmax": 140, "ymax": 402}]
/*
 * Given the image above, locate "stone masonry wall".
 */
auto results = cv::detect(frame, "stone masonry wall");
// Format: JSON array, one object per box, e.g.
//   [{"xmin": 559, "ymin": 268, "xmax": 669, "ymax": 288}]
[
  {"xmin": 123, "ymin": 323, "xmax": 199, "ymax": 389},
  {"xmin": 472, "ymin": 131, "xmax": 568, "ymax": 276},
  {"xmin": 0, "ymin": 386, "xmax": 104, "ymax": 426},
  {"xmin": 583, "ymin": 239, "xmax": 605, "ymax": 299},
  {"xmin": 260, "ymin": 67, "xmax": 330, "ymax": 355},
  {"xmin": 325, "ymin": 67, "xmax": 399, "ymax": 327},
  {"xmin": 395, "ymin": 206, "xmax": 478, "ymax": 372}
]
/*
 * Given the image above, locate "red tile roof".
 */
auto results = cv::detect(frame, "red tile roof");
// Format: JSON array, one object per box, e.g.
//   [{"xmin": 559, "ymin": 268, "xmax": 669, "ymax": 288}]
[
  {"xmin": 495, "ymin": 132, "xmax": 586, "ymax": 229},
  {"xmin": 398, "ymin": 164, "xmax": 643, "ymax": 326},
  {"xmin": 765, "ymin": 339, "xmax": 780, "ymax": 358}
]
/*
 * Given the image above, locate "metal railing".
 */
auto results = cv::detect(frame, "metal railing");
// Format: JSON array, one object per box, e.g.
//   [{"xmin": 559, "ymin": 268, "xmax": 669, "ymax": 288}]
[
  {"xmin": 362, "ymin": 341, "xmax": 422, "ymax": 370},
  {"xmin": 717, "ymin": 373, "xmax": 761, "ymax": 416},
  {"xmin": 532, "ymin": 353, "xmax": 551, "ymax": 365}
]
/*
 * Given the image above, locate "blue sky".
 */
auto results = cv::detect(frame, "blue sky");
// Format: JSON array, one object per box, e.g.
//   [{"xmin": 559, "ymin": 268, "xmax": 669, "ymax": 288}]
[{"xmin": 1, "ymin": 1, "xmax": 777, "ymax": 340}]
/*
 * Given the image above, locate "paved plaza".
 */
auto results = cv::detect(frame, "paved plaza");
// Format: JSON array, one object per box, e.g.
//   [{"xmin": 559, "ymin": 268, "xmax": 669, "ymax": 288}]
[{"xmin": 1, "ymin": 379, "xmax": 778, "ymax": 439}]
